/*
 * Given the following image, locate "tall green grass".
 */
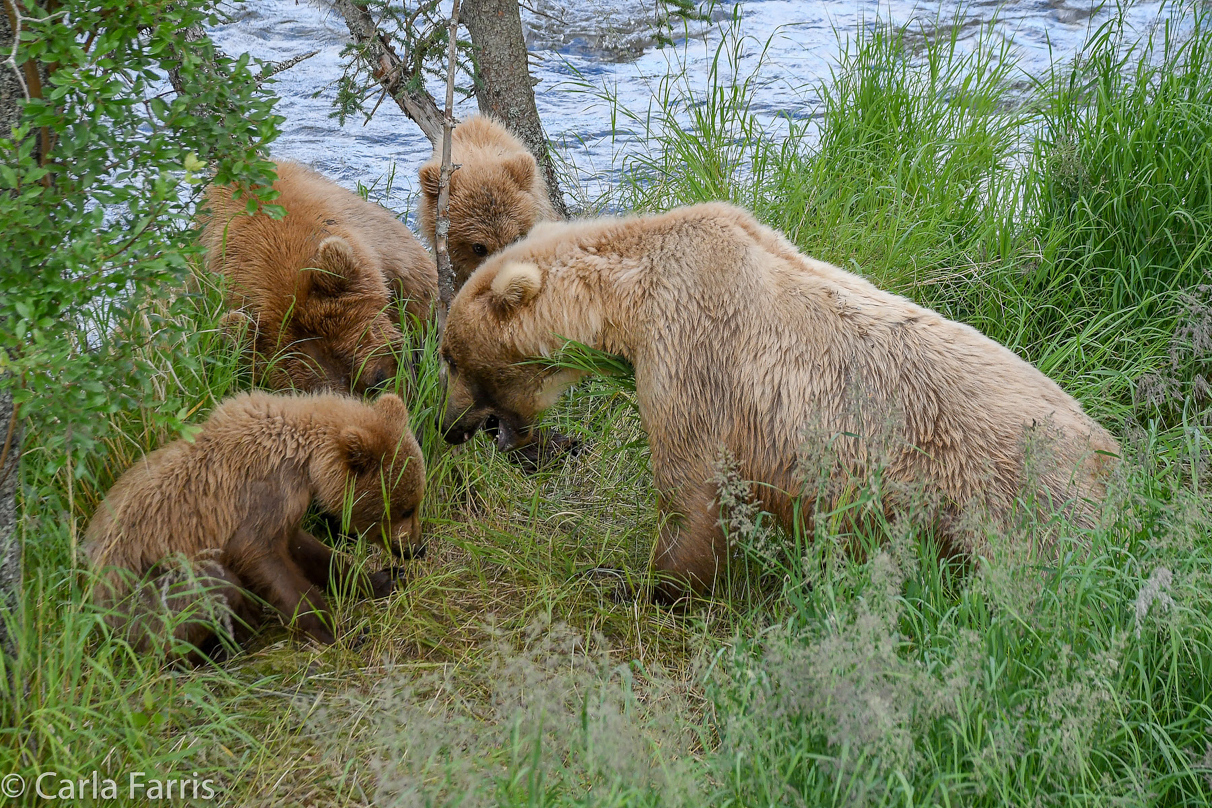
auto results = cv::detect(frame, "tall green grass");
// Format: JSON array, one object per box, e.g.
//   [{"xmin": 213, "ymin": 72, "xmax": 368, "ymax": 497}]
[
  {"xmin": 708, "ymin": 431, "xmax": 1212, "ymax": 805},
  {"xmin": 610, "ymin": 2, "xmax": 1212, "ymax": 423},
  {"xmin": 593, "ymin": 2, "xmax": 1212, "ymax": 803},
  {"xmin": 2, "ymin": 2, "xmax": 1210, "ymax": 805}
]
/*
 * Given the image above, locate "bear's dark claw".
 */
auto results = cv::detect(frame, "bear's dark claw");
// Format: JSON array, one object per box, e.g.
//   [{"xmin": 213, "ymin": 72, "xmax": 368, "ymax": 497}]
[
  {"xmin": 573, "ymin": 566, "xmax": 644, "ymax": 604},
  {"xmin": 506, "ymin": 428, "xmax": 584, "ymax": 473},
  {"xmin": 394, "ymin": 543, "xmax": 426, "ymax": 561},
  {"xmin": 367, "ymin": 567, "xmax": 410, "ymax": 598}
]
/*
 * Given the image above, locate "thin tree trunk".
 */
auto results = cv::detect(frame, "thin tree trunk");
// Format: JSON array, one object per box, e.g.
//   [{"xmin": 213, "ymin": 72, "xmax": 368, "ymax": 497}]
[
  {"xmin": 167, "ymin": 22, "xmax": 212, "ymax": 95},
  {"xmin": 332, "ymin": 0, "xmax": 444, "ymax": 144},
  {"xmin": 462, "ymin": 0, "xmax": 568, "ymax": 218},
  {"xmin": 1, "ymin": 4, "xmax": 23, "ymax": 134},
  {"xmin": 2, "ymin": 0, "xmax": 44, "ymax": 151},
  {"xmin": 1, "ymin": 0, "xmax": 37, "ymax": 655},
  {"xmin": 0, "ymin": 392, "xmax": 19, "ymax": 653},
  {"xmin": 434, "ymin": 0, "xmax": 462, "ymax": 316}
]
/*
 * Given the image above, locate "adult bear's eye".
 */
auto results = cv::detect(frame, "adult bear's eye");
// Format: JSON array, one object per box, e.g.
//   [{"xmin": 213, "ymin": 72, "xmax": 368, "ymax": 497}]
[{"xmin": 472, "ymin": 243, "xmax": 488, "ymax": 257}]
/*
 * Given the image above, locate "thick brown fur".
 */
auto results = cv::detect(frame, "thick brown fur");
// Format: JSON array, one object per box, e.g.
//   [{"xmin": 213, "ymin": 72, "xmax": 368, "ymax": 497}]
[
  {"xmin": 85, "ymin": 392, "xmax": 425, "ymax": 659},
  {"xmin": 201, "ymin": 161, "xmax": 438, "ymax": 394},
  {"xmin": 439, "ymin": 203, "xmax": 1122, "ymax": 601},
  {"xmin": 418, "ymin": 115, "xmax": 559, "ymax": 290},
  {"xmin": 419, "ymin": 116, "xmax": 574, "ymax": 469}
]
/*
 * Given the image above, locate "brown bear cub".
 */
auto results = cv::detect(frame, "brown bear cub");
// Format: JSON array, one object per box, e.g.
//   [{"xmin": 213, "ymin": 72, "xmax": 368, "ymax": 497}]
[
  {"xmin": 418, "ymin": 116, "xmax": 574, "ymax": 468},
  {"xmin": 85, "ymin": 391, "xmax": 425, "ymax": 659},
  {"xmin": 439, "ymin": 203, "xmax": 1121, "ymax": 602},
  {"xmin": 417, "ymin": 115, "xmax": 559, "ymax": 291},
  {"xmin": 201, "ymin": 161, "xmax": 438, "ymax": 395}
]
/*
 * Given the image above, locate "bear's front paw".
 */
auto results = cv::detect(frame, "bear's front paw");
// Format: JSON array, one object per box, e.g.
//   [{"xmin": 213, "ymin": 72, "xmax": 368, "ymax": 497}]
[
  {"xmin": 344, "ymin": 625, "xmax": 373, "ymax": 650},
  {"xmin": 367, "ymin": 567, "xmax": 409, "ymax": 599}
]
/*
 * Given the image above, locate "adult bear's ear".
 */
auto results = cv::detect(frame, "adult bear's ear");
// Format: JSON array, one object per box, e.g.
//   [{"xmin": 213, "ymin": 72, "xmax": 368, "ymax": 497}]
[
  {"xmin": 502, "ymin": 153, "xmax": 535, "ymax": 190},
  {"xmin": 489, "ymin": 261, "xmax": 542, "ymax": 312},
  {"xmin": 308, "ymin": 236, "xmax": 358, "ymax": 297},
  {"xmin": 373, "ymin": 392, "xmax": 410, "ymax": 428},
  {"xmin": 341, "ymin": 424, "xmax": 384, "ymax": 475},
  {"xmin": 418, "ymin": 162, "xmax": 441, "ymax": 199}
]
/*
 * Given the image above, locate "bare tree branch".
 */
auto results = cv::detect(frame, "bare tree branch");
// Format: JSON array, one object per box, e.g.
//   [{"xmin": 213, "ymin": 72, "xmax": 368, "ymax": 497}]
[
  {"xmin": 168, "ymin": 18, "xmax": 316, "ymax": 96},
  {"xmin": 332, "ymin": 0, "xmax": 444, "ymax": 144},
  {"xmin": 259, "ymin": 49, "xmax": 320, "ymax": 83},
  {"xmin": 435, "ymin": 0, "xmax": 462, "ymax": 318}
]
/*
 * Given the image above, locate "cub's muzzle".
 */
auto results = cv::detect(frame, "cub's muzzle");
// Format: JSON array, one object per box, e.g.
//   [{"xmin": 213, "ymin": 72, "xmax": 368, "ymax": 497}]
[{"xmin": 388, "ymin": 515, "xmax": 425, "ymax": 559}]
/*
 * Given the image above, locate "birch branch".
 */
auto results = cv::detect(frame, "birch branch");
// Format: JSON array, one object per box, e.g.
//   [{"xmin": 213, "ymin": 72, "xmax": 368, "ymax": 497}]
[
  {"xmin": 259, "ymin": 49, "xmax": 320, "ymax": 83},
  {"xmin": 331, "ymin": 0, "xmax": 444, "ymax": 145}
]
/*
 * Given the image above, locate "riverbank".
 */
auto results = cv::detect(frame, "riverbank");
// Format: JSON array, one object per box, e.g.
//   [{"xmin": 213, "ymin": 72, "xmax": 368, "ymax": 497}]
[{"xmin": 3, "ymin": 4, "xmax": 1210, "ymax": 805}]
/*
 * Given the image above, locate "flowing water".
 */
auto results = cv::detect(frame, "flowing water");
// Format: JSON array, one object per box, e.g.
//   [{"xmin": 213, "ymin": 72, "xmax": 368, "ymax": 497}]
[{"xmin": 209, "ymin": 0, "xmax": 1169, "ymax": 217}]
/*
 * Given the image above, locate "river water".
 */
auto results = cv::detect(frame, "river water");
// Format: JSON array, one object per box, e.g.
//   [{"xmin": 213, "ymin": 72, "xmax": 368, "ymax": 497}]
[{"xmin": 209, "ymin": 0, "xmax": 1169, "ymax": 218}]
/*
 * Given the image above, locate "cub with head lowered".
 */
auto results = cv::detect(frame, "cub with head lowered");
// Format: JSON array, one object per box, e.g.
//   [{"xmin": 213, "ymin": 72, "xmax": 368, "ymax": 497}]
[
  {"xmin": 418, "ymin": 116, "xmax": 576, "ymax": 468},
  {"xmin": 202, "ymin": 161, "xmax": 437, "ymax": 395},
  {"xmin": 86, "ymin": 392, "xmax": 425, "ymax": 660},
  {"xmin": 439, "ymin": 203, "xmax": 1121, "ymax": 602}
]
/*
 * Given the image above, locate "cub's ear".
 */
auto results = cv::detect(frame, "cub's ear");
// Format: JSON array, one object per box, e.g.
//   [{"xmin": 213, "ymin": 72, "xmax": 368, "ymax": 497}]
[
  {"xmin": 373, "ymin": 392, "xmax": 410, "ymax": 429},
  {"xmin": 489, "ymin": 261, "xmax": 543, "ymax": 312},
  {"xmin": 308, "ymin": 236, "xmax": 358, "ymax": 297},
  {"xmin": 501, "ymin": 153, "xmax": 535, "ymax": 190},
  {"xmin": 341, "ymin": 424, "xmax": 384, "ymax": 475},
  {"xmin": 418, "ymin": 162, "xmax": 441, "ymax": 199}
]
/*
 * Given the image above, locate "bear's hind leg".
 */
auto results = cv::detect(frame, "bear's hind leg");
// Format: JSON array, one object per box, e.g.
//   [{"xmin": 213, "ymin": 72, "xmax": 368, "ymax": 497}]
[
  {"xmin": 182, "ymin": 561, "xmax": 263, "ymax": 662},
  {"xmin": 197, "ymin": 560, "xmax": 263, "ymax": 642},
  {"xmin": 652, "ymin": 483, "xmax": 726, "ymax": 605},
  {"xmin": 129, "ymin": 559, "xmax": 261, "ymax": 663}
]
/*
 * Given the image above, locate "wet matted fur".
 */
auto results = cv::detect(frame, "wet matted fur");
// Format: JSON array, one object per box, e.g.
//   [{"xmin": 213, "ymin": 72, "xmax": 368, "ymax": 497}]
[{"xmin": 439, "ymin": 202, "xmax": 1121, "ymax": 600}]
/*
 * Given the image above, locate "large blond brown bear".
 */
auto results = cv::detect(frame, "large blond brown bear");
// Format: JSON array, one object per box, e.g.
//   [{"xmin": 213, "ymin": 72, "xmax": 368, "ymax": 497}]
[
  {"xmin": 86, "ymin": 392, "xmax": 425, "ymax": 659},
  {"xmin": 439, "ymin": 203, "xmax": 1120, "ymax": 600},
  {"xmin": 417, "ymin": 115, "xmax": 559, "ymax": 290},
  {"xmin": 201, "ymin": 161, "xmax": 438, "ymax": 395}
]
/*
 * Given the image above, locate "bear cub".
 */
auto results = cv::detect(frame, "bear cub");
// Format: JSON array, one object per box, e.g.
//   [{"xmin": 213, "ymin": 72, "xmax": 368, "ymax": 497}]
[
  {"xmin": 201, "ymin": 161, "xmax": 438, "ymax": 395},
  {"xmin": 85, "ymin": 391, "xmax": 425, "ymax": 660},
  {"xmin": 417, "ymin": 115, "xmax": 559, "ymax": 291},
  {"xmin": 418, "ymin": 116, "xmax": 575, "ymax": 469}
]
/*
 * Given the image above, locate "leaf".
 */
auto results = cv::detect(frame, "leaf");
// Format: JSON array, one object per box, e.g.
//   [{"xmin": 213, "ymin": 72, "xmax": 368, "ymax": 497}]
[{"xmin": 183, "ymin": 151, "xmax": 206, "ymax": 174}]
